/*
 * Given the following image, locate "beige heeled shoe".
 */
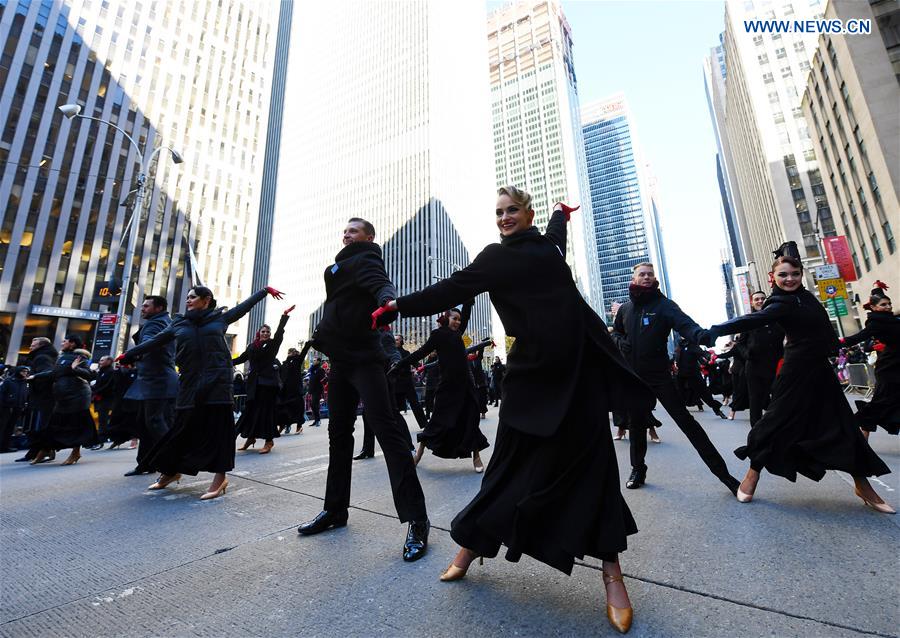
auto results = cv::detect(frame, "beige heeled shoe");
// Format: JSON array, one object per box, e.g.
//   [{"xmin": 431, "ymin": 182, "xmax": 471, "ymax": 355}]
[
  {"xmin": 602, "ymin": 572, "xmax": 633, "ymax": 634},
  {"xmin": 148, "ymin": 474, "xmax": 181, "ymax": 490},
  {"xmin": 200, "ymin": 479, "xmax": 228, "ymax": 500},
  {"xmin": 440, "ymin": 555, "xmax": 483, "ymax": 582},
  {"xmin": 259, "ymin": 441, "xmax": 274, "ymax": 454},
  {"xmin": 473, "ymin": 452, "xmax": 484, "ymax": 473},
  {"xmin": 855, "ymin": 487, "xmax": 896, "ymax": 514}
]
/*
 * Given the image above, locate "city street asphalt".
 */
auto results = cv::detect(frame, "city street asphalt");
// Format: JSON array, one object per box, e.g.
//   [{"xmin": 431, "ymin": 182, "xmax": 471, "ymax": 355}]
[{"xmin": 1, "ymin": 397, "xmax": 898, "ymax": 637}]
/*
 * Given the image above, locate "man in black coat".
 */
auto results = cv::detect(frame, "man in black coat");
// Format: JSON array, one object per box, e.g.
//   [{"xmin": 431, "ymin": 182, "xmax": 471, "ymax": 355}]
[
  {"xmin": 123, "ymin": 295, "xmax": 178, "ymax": 476},
  {"xmin": 91, "ymin": 356, "xmax": 116, "ymax": 447},
  {"xmin": 306, "ymin": 358, "xmax": 326, "ymax": 426},
  {"xmin": 15, "ymin": 338, "xmax": 58, "ymax": 462},
  {"xmin": 296, "ymin": 218, "xmax": 430, "ymax": 563},
  {"xmin": 489, "ymin": 357, "xmax": 505, "ymax": 406},
  {"xmin": 392, "ymin": 335, "xmax": 427, "ymax": 429},
  {"xmin": 612, "ymin": 263, "xmax": 739, "ymax": 494},
  {"xmin": 674, "ymin": 338, "xmax": 727, "ymax": 415}
]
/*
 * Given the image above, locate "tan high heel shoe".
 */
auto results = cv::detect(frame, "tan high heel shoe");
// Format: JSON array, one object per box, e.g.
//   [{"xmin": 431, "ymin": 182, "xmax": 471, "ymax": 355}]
[
  {"xmin": 440, "ymin": 555, "xmax": 483, "ymax": 582},
  {"xmin": 473, "ymin": 452, "xmax": 484, "ymax": 473},
  {"xmin": 61, "ymin": 450, "xmax": 81, "ymax": 466},
  {"xmin": 200, "ymin": 479, "xmax": 228, "ymax": 500},
  {"xmin": 259, "ymin": 441, "xmax": 274, "ymax": 454},
  {"xmin": 238, "ymin": 438, "xmax": 256, "ymax": 451},
  {"xmin": 148, "ymin": 474, "xmax": 181, "ymax": 490},
  {"xmin": 602, "ymin": 572, "xmax": 633, "ymax": 634},
  {"xmin": 855, "ymin": 487, "xmax": 896, "ymax": 514},
  {"xmin": 29, "ymin": 449, "xmax": 50, "ymax": 465}
]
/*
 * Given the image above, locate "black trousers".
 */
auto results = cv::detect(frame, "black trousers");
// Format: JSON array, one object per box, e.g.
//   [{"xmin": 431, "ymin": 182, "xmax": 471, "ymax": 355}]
[
  {"xmin": 360, "ymin": 377, "xmax": 414, "ymax": 455},
  {"xmin": 94, "ymin": 399, "xmax": 115, "ymax": 441},
  {"xmin": 630, "ymin": 378, "xmax": 735, "ymax": 489},
  {"xmin": 394, "ymin": 386, "xmax": 427, "ymax": 429},
  {"xmin": 324, "ymin": 360, "xmax": 427, "ymax": 523},
  {"xmin": 424, "ymin": 386, "xmax": 437, "ymax": 419},
  {"xmin": 309, "ymin": 389, "xmax": 323, "ymax": 421},
  {"xmin": 136, "ymin": 399, "xmax": 174, "ymax": 467},
  {"xmin": 746, "ymin": 372, "xmax": 774, "ymax": 428}
]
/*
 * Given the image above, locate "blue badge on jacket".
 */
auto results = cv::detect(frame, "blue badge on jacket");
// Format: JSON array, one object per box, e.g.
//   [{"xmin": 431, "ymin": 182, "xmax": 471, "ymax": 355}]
[
  {"xmin": 331, "ymin": 264, "xmax": 339, "ymax": 274},
  {"xmin": 642, "ymin": 316, "xmax": 650, "ymax": 326}
]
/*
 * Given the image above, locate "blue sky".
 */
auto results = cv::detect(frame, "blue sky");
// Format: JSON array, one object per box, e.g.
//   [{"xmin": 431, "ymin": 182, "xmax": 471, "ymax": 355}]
[{"xmin": 488, "ymin": 0, "xmax": 734, "ymax": 325}]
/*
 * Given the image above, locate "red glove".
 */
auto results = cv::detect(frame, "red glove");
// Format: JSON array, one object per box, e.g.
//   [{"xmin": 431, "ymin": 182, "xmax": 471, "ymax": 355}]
[
  {"xmin": 115, "ymin": 353, "xmax": 126, "ymax": 363},
  {"xmin": 839, "ymin": 337, "xmax": 845, "ymax": 344},
  {"xmin": 554, "ymin": 202, "xmax": 580, "ymax": 221},
  {"xmin": 873, "ymin": 341, "xmax": 885, "ymax": 352},
  {"xmin": 370, "ymin": 302, "xmax": 394, "ymax": 329},
  {"xmin": 416, "ymin": 365, "xmax": 425, "ymax": 374},
  {"xmin": 467, "ymin": 353, "xmax": 477, "ymax": 361},
  {"xmin": 265, "ymin": 286, "xmax": 284, "ymax": 300}
]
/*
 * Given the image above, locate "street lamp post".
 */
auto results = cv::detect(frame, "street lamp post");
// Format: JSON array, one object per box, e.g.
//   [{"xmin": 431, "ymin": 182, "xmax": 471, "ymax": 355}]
[{"xmin": 59, "ymin": 104, "xmax": 183, "ymax": 356}]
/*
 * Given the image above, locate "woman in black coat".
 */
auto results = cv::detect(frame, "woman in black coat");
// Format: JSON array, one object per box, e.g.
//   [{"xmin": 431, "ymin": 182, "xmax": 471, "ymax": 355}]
[
  {"xmin": 708, "ymin": 255, "xmax": 892, "ymax": 513},
  {"xmin": 28, "ymin": 337, "xmax": 97, "ymax": 465},
  {"xmin": 842, "ymin": 283, "xmax": 899, "ymax": 438},
  {"xmin": 393, "ymin": 301, "xmax": 488, "ymax": 473},
  {"xmin": 383, "ymin": 187, "xmax": 650, "ymax": 634},
  {"xmin": 235, "ymin": 307, "xmax": 293, "ymax": 453},
  {"xmin": 277, "ymin": 347, "xmax": 306, "ymax": 435},
  {"xmin": 742, "ymin": 291, "xmax": 785, "ymax": 428},
  {"xmin": 119, "ymin": 285, "xmax": 283, "ymax": 500}
]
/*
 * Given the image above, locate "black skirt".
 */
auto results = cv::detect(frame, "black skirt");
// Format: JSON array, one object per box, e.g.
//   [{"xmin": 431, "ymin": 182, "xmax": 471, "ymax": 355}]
[
  {"xmin": 450, "ymin": 342, "xmax": 637, "ymax": 575},
  {"xmin": 38, "ymin": 410, "xmax": 98, "ymax": 450},
  {"xmin": 141, "ymin": 404, "xmax": 235, "ymax": 475},
  {"xmin": 236, "ymin": 385, "xmax": 280, "ymax": 440},
  {"xmin": 418, "ymin": 376, "xmax": 488, "ymax": 459},
  {"xmin": 276, "ymin": 395, "xmax": 306, "ymax": 427},
  {"xmin": 735, "ymin": 358, "xmax": 890, "ymax": 481},
  {"xmin": 107, "ymin": 401, "xmax": 140, "ymax": 445},
  {"xmin": 854, "ymin": 378, "xmax": 900, "ymax": 435},
  {"xmin": 730, "ymin": 363, "xmax": 749, "ymax": 411}
]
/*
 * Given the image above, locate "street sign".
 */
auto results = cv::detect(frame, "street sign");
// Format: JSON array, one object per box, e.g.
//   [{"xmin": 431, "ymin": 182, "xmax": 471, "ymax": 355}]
[
  {"xmin": 92, "ymin": 313, "xmax": 119, "ymax": 360},
  {"xmin": 462, "ymin": 334, "xmax": 473, "ymax": 348},
  {"xmin": 812, "ymin": 264, "xmax": 840, "ymax": 281},
  {"xmin": 826, "ymin": 296, "xmax": 848, "ymax": 317},
  {"xmin": 817, "ymin": 277, "xmax": 847, "ymax": 301},
  {"xmin": 822, "ymin": 236, "xmax": 858, "ymax": 282}
]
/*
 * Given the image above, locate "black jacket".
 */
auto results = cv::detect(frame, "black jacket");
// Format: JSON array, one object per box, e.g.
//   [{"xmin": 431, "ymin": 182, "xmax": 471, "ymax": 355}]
[
  {"xmin": 279, "ymin": 354, "xmax": 305, "ymax": 402},
  {"xmin": 844, "ymin": 311, "xmax": 900, "ymax": 383},
  {"xmin": 709, "ymin": 287, "xmax": 839, "ymax": 369},
  {"xmin": 396, "ymin": 302, "xmax": 474, "ymax": 386},
  {"xmin": 674, "ymin": 342, "xmax": 708, "ymax": 378},
  {"xmin": 490, "ymin": 361, "xmax": 506, "ymax": 390},
  {"xmin": 393, "ymin": 346, "xmax": 416, "ymax": 393},
  {"xmin": 24, "ymin": 343, "xmax": 58, "ymax": 409},
  {"xmin": 396, "ymin": 210, "xmax": 650, "ymax": 438},
  {"xmin": 125, "ymin": 311, "xmax": 178, "ymax": 400},
  {"xmin": 122, "ymin": 289, "xmax": 268, "ymax": 409},
  {"xmin": 612, "ymin": 287, "xmax": 710, "ymax": 384},
  {"xmin": 92, "ymin": 366, "xmax": 116, "ymax": 402},
  {"xmin": 233, "ymin": 313, "xmax": 288, "ymax": 400},
  {"xmin": 744, "ymin": 320, "xmax": 785, "ymax": 380},
  {"xmin": 0, "ymin": 376, "xmax": 28, "ymax": 410},
  {"xmin": 307, "ymin": 364, "xmax": 326, "ymax": 394},
  {"xmin": 310, "ymin": 241, "xmax": 398, "ymax": 364},
  {"xmin": 30, "ymin": 349, "xmax": 95, "ymax": 413}
]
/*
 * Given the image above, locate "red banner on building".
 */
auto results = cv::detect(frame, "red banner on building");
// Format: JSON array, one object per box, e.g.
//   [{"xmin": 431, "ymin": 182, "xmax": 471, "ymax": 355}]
[{"xmin": 822, "ymin": 236, "xmax": 858, "ymax": 282}]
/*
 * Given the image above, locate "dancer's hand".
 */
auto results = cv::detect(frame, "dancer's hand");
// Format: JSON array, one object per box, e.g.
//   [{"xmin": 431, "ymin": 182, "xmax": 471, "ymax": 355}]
[
  {"xmin": 283, "ymin": 304, "xmax": 296, "ymax": 315},
  {"xmin": 265, "ymin": 286, "xmax": 284, "ymax": 300},
  {"xmin": 71, "ymin": 355, "xmax": 84, "ymax": 369},
  {"xmin": 416, "ymin": 365, "xmax": 425, "ymax": 374},
  {"xmin": 371, "ymin": 302, "xmax": 394, "ymax": 329},
  {"xmin": 467, "ymin": 353, "xmax": 477, "ymax": 361},
  {"xmin": 115, "ymin": 353, "xmax": 127, "ymax": 363},
  {"xmin": 553, "ymin": 202, "xmax": 580, "ymax": 221}
]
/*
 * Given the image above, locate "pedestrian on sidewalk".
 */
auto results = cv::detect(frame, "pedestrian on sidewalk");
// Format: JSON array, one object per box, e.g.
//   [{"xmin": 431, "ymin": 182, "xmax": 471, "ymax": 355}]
[
  {"xmin": 235, "ymin": 306, "xmax": 293, "ymax": 454},
  {"xmin": 611, "ymin": 263, "xmax": 740, "ymax": 493},
  {"xmin": 27, "ymin": 336, "xmax": 97, "ymax": 466},
  {"xmin": 118, "ymin": 285, "xmax": 283, "ymax": 500},
  {"xmin": 707, "ymin": 244, "xmax": 892, "ymax": 513},
  {"xmin": 295, "ymin": 217, "xmax": 430, "ymax": 564},
  {"xmin": 841, "ymin": 281, "xmax": 899, "ymax": 439},
  {"xmin": 384, "ymin": 188, "xmax": 650, "ymax": 634},
  {"xmin": 390, "ymin": 300, "xmax": 488, "ymax": 473}
]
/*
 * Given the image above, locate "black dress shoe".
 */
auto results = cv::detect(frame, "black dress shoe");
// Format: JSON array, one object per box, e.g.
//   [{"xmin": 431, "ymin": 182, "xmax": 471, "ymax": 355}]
[
  {"xmin": 714, "ymin": 408, "xmax": 728, "ymax": 420},
  {"xmin": 353, "ymin": 451, "xmax": 375, "ymax": 460},
  {"xmin": 297, "ymin": 510, "xmax": 348, "ymax": 536},
  {"xmin": 625, "ymin": 469, "xmax": 646, "ymax": 489},
  {"xmin": 725, "ymin": 476, "xmax": 740, "ymax": 496},
  {"xmin": 123, "ymin": 468, "xmax": 149, "ymax": 477},
  {"xmin": 402, "ymin": 519, "xmax": 430, "ymax": 562},
  {"xmin": 14, "ymin": 455, "xmax": 31, "ymax": 462}
]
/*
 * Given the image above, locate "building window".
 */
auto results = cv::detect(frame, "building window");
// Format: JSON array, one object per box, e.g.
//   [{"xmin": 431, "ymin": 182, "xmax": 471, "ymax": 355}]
[
  {"xmin": 763, "ymin": 72, "xmax": 775, "ymax": 84},
  {"xmin": 775, "ymin": 47, "xmax": 787, "ymax": 59},
  {"xmin": 758, "ymin": 53, "xmax": 770, "ymax": 64},
  {"xmin": 884, "ymin": 222, "xmax": 896, "ymax": 254}
]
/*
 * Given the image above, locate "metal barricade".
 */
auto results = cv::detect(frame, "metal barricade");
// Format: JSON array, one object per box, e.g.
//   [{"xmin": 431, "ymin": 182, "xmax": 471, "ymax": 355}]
[{"xmin": 844, "ymin": 363, "xmax": 874, "ymax": 398}]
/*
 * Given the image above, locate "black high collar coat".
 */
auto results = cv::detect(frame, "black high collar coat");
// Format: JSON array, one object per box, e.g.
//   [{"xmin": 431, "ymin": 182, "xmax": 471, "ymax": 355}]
[{"xmin": 396, "ymin": 211, "xmax": 650, "ymax": 438}]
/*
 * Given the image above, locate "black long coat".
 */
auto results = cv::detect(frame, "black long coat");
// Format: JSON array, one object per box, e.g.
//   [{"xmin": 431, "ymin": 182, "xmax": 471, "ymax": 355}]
[
  {"xmin": 844, "ymin": 311, "xmax": 900, "ymax": 384},
  {"xmin": 278, "ymin": 354, "xmax": 305, "ymax": 402},
  {"xmin": 744, "ymin": 321, "xmax": 785, "ymax": 381},
  {"xmin": 393, "ymin": 346, "xmax": 416, "ymax": 394},
  {"xmin": 612, "ymin": 287, "xmax": 710, "ymax": 385},
  {"xmin": 310, "ymin": 241, "xmax": 397, "ymax": 364},
  {"xmin": 125, "ymin": 311, "xmax": 178, "ymax": 401},
  {"xmin": 31, "ymin": 350, "xmax": 95, "ymax": 413},
  {"xmin": 396, "ymin": 211, "xmax": 650, "ymax": 438},
  {"xmin": 233, "ymin": 313, "xmax": 288, "ymax": 400},
  {"xmin": 122, "ymin": 289, "xmax": 268, "ymax": 409},
  {"xmin": 24, "ymin": 343, "xmax": 58, "ymax": 411}
]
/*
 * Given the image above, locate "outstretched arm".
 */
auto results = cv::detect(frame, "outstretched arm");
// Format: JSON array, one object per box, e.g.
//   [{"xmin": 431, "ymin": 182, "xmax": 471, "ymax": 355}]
[
  {"xmin": 544, "ymin": 208, "xmax": 569, "ymax": 256},
  {"xmin": 668, "ymin": 301, "xmax": 711, "ymax": 346},
  {"xmin": 395, "ymin": 333, "xmax": 437, "ymax": 369},
  {"xmin": 272, "ymin": 311, "xmax": 290, "ymax": 351},
  {"xmin": 710, "ymin": 302, "xmax": 790, "ymax": 340},
  {"xmin": 458, "ymin": 299, "xmax": 474, "ymax": 334},
  {"xmin": 119, "ymin": 324, "xmax": 177, "ymax": 363},
  {"xmin": 395, "ymin": 246, "xmax": 498, "ymax": 318},
  {"xmin": 232, "ymin": 348, "xmax": 251, "ymax": 365},
  {"xmin": 841, "ymin": 326, "xmax": 871, "ymax": 348}
]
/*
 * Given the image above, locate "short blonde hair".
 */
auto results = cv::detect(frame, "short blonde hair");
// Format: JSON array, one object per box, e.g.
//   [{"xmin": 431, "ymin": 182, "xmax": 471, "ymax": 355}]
[
  {"xmin": 497, "ymin": 185, "xmax": 533, "ymax": 210},
  {"xmin": 632, "ymin": 262, "xmax": 654, "ymax": 272}
]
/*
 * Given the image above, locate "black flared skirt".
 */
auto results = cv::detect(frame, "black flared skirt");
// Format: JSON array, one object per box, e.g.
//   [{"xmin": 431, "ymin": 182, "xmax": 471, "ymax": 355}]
[
  {"xmin": 854, "ymin": 377, "xmax": 900, "ymax": 435},
  {"xmin": 107, "ymin": 402, "xmax": 139, "ymax": 445},
  {"xmin": 730, "ymin": 366, "xmax": 749, "ymax": 411},
  {"xmin": 276, "ymin": 394, "xmax": 305, "ymax": 427},
  {"xmin": 418, "ymin": 378, "xmax": 488, "ymax": 459},
  {"xmin": 38, "ymin": 410, "xmax": 98, "ymax": 450},
  {"xmin": 450, "ymin": 342, "xmax": 637, "ymax": 575},
  {"xmin": 735, "ymin": 358, "xmax": 890, "ymax": 481},
  {"xmin": 236, "ymin": 385, "xmax": 280, "ymax": 440},
  {"xmin": 141, "ymin": 404, "xmax": 235, "ymax": 475}
]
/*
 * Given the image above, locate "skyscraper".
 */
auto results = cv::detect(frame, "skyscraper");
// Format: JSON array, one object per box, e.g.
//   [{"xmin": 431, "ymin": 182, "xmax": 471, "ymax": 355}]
[
  {"xmin": 486, "ymin": 0, "xmax": 602, "ymax": 313},
  {"xmin": 267, "ymin": 0, "xmax": 496, "ymax": 351},
  {"xmin": 581, "ymin": 94, "xmax": 669, "ymax": 323},
  {"xmin": 802, "ymin": 0, "xmax": 898, "ymax": 316},
  {"xmin": 720, "ymin": 0, "xmax": 837, "ymax": 291},
  {"xmin": 0, "ymin": 0, "xmax": 280, "ymax": 362}
]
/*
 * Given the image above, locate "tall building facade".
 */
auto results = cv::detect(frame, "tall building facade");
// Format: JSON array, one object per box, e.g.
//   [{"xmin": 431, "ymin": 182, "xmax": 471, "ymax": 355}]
[
  {"xmin": 0, "ymin": 0, "xmax": 279, "ymax": 362},
  {"xmin": 802, "ymin": 0, "xmax": 898, "ymax": 316},
  {"xmin": 266, "ymin": 0, "xmax": 496, "ymax": 352},
  {"xmin": 486, "ymin": 0, "xmax": 603, "ymax": 313},
  {"xmin": 581, "ymin": 95, "xmax": 669, "ymax": 323},
  {"xmin": 721, "ymin": 0, "xmax": 837, "ymax": 291}
]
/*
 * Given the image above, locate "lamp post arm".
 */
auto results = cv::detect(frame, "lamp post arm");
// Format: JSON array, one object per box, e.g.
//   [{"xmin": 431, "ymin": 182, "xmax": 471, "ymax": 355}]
[{"xmin": 72, "ymin": 114, "xmax": 142, "ymax": 160}]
